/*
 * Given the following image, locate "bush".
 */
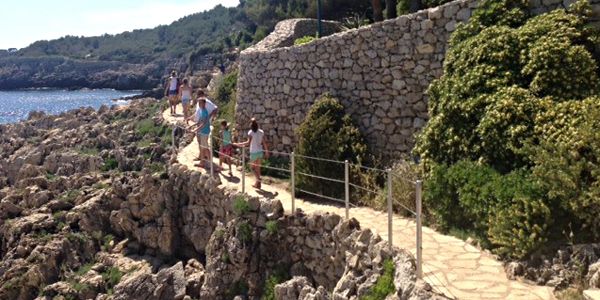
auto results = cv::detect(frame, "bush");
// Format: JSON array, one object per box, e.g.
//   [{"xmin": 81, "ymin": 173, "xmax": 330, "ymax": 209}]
[
  {"xmin": 415, "ymin": 2, "xmax": 598, "ymax": 171},
  {"xmin": 237, "ymin": 221, "xmax": 253, "ymax": 243},
  {"xmin": 294, "ymin": 35, "xmax": 316, "ymax": 46},
  {"xmin": 488, "ymin": 196, "xmax": 552, "ymax": 259},
  {"xmin": 424, "ymin": 160, "xmax": 550, "ymax": 257},
  {"xmin": 371, "ymin": 160, "xmax": 422, "ymax": 216},
  {"xmin": 233, "ymin": 195, "xmax": 250, "ymax": 216},
  {"xmin": 531, "ymin": 98, "xmax": 600, "ymax": 239},
  {"xmin": 261, "ymin": 269, "xmax": 288, "ymax": 300},
  {"xmin": 295, "ymin": 94, "xmax": 370, "ymax": 200},
  {"xmin": 265, "ymin": 220, "xmax": 278, "ymax": 235},
  {"xmin": 363, "ymin": 259, "xmax": 395, "ymax": 300},
  {"xmin": 101, "ymin": 157, "xmax": 118, "ymax": 172}
]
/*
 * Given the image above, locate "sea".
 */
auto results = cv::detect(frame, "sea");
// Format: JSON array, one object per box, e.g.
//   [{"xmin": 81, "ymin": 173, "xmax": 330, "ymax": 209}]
[{"xmin": 0, "ymin": 89, "xmax": 141, "ymax": 124}]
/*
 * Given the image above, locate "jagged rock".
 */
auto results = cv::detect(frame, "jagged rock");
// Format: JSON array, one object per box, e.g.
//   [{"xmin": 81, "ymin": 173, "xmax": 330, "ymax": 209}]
[
  {"xmin": 589, "ymin": 261, "xmax": 600, "ymax": 288},
  {"xmin": 506, "ymin": 262, "xmax": 524, "ymax": 280}
]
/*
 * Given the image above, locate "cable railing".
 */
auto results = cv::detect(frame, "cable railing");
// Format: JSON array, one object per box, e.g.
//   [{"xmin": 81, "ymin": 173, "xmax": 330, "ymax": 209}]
[{"xmin": 173, "ymin": 122, "xmax": 424, "ymax": 280}]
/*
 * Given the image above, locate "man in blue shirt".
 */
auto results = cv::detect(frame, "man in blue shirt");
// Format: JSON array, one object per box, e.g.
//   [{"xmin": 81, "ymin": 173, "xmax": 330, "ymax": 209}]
[{"xmin": 188, "ymin": 98, "xmax": 211, "ymax": 170}]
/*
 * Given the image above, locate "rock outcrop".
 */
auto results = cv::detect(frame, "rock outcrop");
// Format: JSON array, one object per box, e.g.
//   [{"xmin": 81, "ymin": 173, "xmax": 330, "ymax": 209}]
[{"xmin": 0, "ymin": 99, "xmax": 441, "ymax": 299}]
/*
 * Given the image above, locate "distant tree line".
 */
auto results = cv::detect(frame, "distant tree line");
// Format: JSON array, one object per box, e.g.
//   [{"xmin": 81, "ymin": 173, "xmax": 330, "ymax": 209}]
[{"xmin": 14, "ymin": 0, "xmax": 452, "ymax": 65}]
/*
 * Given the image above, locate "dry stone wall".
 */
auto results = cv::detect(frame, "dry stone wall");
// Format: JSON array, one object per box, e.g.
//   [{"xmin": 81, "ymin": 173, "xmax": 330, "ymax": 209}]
[{"xmin": 236, "ymin": 0, "xmax": 600, "ymax": 160}]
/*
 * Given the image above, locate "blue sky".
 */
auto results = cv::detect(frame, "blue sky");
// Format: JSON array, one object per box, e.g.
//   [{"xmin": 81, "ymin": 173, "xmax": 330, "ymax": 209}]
[{"xmin": 0, "ymin": 0, "xmax": 239, "ymax": 49}]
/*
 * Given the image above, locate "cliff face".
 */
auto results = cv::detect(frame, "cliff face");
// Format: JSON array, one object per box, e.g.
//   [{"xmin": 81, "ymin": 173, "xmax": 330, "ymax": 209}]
[
  {"xmin": 0, "ymin": 56, "xmax": 183, "ymax": 90},
  {"xmin": 0, "ymin": 100, "xmax": 442, "ymax": 300}
]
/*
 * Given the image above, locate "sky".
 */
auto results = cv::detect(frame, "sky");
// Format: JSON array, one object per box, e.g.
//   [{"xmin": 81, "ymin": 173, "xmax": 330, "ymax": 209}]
[{"xmin": 0, "ymin": 0, "xmax": 240, "ymax": 50}]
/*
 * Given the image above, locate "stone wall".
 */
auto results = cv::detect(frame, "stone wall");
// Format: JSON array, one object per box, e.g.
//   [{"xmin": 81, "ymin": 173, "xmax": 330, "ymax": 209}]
[
  {"xmin": 109, "ymin": 164, "xmax": 444, "ymax": 299},
  {"xmin": 251, "ymin": 19, "xmax": 344, "ymax": 52},
  {"xmin": 235, "ymin": 0, "xmax": 600, "ymax": 160}
]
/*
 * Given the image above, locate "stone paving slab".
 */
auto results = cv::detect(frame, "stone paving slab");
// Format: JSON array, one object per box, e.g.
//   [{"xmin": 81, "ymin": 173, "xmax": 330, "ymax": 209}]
[
  {"xmin": 585, "ymin": 289, "xmax": 600, "ymax": 300},
  {"xmin": 163, "ymin": 107, "xmax": 555, "ymax": 300}
]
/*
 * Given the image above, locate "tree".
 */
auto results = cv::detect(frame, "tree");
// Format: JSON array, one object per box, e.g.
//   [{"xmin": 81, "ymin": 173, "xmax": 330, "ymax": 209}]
[
  {"xmin": 372, "ymin": 0, "xmax": 383, "ymax": 21},
  {"xmin": 386, "ymin": 0, "xmax": 398, "ymax": 18}
]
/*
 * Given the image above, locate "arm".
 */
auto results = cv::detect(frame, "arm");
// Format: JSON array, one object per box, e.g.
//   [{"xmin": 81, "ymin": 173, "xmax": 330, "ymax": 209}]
[
  {"xmin": 177, "ymin": 85, "xmax": 182, "ymax": 99},
  {"xmin": 210, "ymin": 107, "xmax": 219, "ymax": 120},
  {"xmin": 233, "ymin": 135, "xmax": 251, "ymax": 148}
]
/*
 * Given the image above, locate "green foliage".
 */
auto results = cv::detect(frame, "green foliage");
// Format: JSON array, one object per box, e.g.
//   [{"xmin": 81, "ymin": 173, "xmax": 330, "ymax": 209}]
[
  {"xmin": 59, "ymin": 189, "xmax": 81, "ymax": 203},
  {"xmin": 265, "ymin": 221, "xmax": 278, "ymax": 235},
  {"xmin": 101, "ymin": 157, "xmax": 118, "ymax": 172},
  {"xmin": 45, "ymin": 172, "xmax": 57, "ymax": 181},
  {"xmin": 101, "ymin": 234, "xmax": 115, "ymax": 252},
  {"xmin": 262, "ymin": 269, "xmax": 289, "ymax": 300},
  {"xmin": 233, "ymin": 195, "xmax": 251, "ymax": 216},
  {"xmin": 416, "ymin": 0, "xmax": 600, "ymax": 258},
  {"xmin": 416, "ymin": 2, "xmax": 599, "ymax": 171},
  {"xmin": 294, "ymin": 35, "xmax": 316, "ymax": 46},
  {"xmin": 212, "ymin": 70, "xmax": 238, "ymax": 124},
  {"xmin": 75, "ymin": 263, "xmax": 94, "ymax": 276},
  {"xmin": 488, "ymin": 195, "xmax": 552, "ymax": 258},
  {"xmin": 296, "ymin": 94, "xmax": 370, "ymax": 200},
  {"xmin": 102, "ymin": 267, "xmax": 123, "ymax": 291},
  {"xmin": 531, "ymin": 98, "xmax": 600, "ymax": 239},
  {"xmin": 424, "ymin": 161, "xmax": 549, "ymax": 258},
  {"xmin": 237, "ymin": 221, "xmax": 253, "ymax": 243},
  {"xmin": 372, "ymin": 160, "xmax": 422, "ymax": 216},
  {"xmin": 362, "ymin": 259, "xmax": 395, "ymax": 300}
]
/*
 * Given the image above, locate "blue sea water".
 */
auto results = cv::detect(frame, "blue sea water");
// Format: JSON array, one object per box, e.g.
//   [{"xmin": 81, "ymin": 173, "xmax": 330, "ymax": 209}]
[{"xmin": 0, "ymin": 89, "xmax": 140, "ymax": 124}]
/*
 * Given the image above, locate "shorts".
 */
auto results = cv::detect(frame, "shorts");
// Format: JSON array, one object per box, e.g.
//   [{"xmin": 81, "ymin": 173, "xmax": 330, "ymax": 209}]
[
  {"xmin": 249, "ymin": 151, "xmax": 263, "ymax": 162},
  {"xmin": 197, "ymin": 134, "xmax": 209, "ymax": 150},
  {"xmin": 220, "ymin": 144, "xmax": 233, "ymax": 157},
  {"xmin": 168, "ymin": 89, "xmax": 177, "ymax": 96},
  {"xmin": 182, "ymin": 96, "xmax": 190, "ymax": 105}
]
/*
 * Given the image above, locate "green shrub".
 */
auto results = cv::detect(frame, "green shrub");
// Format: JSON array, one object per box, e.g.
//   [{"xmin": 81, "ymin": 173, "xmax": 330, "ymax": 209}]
[
  {"xmin": 213, "ymin": 70, "xmax": 238, "ymax": 105},
  {"xmin": 294, "ymin": 35, "xmax": 316, "ymax": 46},
  {"xmin": 233, "ymin": 195, "xmax": 250, "ymax": 216},
  {"xmin": 415, "ymin": 2, "xmax": 598, "ymax": 171},
  {"xmin": 531, "ymin": 98, "xmax": 600, "ymax": 239},
  {"xmin": 102, "ymin": 267, "xmax": 123, "ymax": 291},
  {"xmin": 488, "ymin": 195, "xmax": 552, "ymax": 259},
  {"xmin": 101, "ymin": 157, "xmax": 118, "ymax": 172},
  {"xmin": 424, "ymin": 160, "xmax": 550, "ymax": 257},
  {"xmin": 362, "ymin": 259, "xmax": 395, "ymax": 300},
  {"xmin": 296, "ymin": 94, "xmax": 370, "ymax": 200},
  {"xmin": 262, "ymin": 269, "xmax": 289, "ymax": 300},
  {"xmin": 265, "ymin": 221, "xmax": 278, "ymax": 235},
  {"xmin": 237, "ymin": 222, "xmax": 253, "ymax": 243},
  {"xmin": 372, "ymin": 160, "xmax": 422, "ymax": 216}
]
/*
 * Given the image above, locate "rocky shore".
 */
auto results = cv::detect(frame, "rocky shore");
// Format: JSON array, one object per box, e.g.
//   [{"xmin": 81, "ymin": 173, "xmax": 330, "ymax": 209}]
[{"xmin": 0, "ymin": 99, "xmax": 442, "ymax": 299}]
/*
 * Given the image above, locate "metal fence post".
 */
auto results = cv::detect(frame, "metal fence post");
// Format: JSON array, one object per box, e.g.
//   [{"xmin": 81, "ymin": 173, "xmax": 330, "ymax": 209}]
[
  {"xmin": 209, "ymin": 133, "xmax": 214, "ymax": 177},
  {"xmin": 387, "ymin": 169, "xmax": 393, "ymax": 253},
  {"xmin": 344, "ymin": 160, "xmax": 349, "ymax": 220},
  {"xmin": 241, "ymin": 147, "xmax": 246, "ymax": 193},
  {"xmin": 291, "ymin": 151, "xmax": 296, "ymax": 213},
  {"xmin": 416, "ymin": 180, "xmax": 423, "ymax": 279}
]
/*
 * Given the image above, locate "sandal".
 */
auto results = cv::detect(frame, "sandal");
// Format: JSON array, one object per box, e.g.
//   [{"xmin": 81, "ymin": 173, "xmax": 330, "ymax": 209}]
[{"xmin": 252, "ymin": 181, "xmax": 261, "ymax": 189}]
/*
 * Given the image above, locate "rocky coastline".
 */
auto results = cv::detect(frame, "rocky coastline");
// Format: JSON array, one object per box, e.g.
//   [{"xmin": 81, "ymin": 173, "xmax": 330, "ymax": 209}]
[{"xmin": 0, "ymin": 100, "xmax": 442, "ymax": 299}]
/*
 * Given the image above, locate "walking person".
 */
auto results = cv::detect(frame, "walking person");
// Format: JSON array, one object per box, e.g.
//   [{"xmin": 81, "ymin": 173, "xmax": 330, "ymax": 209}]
[
  {"xmin": 219, "ymin": 120, "xmax": 233, "ymax": 177},
  {"xmin": 178, "ymin": 78, "xmax": 193, "ymax": 123},
  {"xmin": 187, "ymin": 98, "xmax": 211, "ymax": 170},
  {"xmin": 234, "ymin": 118, "xmax": 269, "ymax": 189},
  {"xmin": 186, "ymin": 90, "xmax": 219, "ymax": 161},
  {"xmin": 164, "ymin": 71, "xmax": 179, "ymax": 115}
]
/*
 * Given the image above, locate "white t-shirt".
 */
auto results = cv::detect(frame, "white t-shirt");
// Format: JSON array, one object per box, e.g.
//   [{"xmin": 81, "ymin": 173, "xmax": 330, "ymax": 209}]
[
  {"xmin": 196, "ymin": 99, "xmax": 217, "ymax": 116},
  {"xmin": 169, "ymin": 77, "xmax": 178, "ymax": 91},
  {"xmin": 248, "ymin": 129, "xmax": 264, "ymax": 153}
]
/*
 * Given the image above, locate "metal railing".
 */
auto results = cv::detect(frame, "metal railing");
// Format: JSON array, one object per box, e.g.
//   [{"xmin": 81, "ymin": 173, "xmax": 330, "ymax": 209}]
[{"xmin": 173, "ymin": 123, "xmax": 424, "ymax": 280}]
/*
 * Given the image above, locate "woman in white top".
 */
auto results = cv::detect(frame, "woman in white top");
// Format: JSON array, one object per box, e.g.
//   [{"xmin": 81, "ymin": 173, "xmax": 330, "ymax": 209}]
[
  {"xmin": 178, "ymin": 78, "xmax": 193, "ymax": 123},
  {"xmin": 234, "ymin": 118, "xmax": 269, "ymax": 189}
]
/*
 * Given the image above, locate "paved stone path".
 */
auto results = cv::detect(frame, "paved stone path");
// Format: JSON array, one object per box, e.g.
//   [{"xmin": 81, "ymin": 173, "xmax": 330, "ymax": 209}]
[{"xmin": 163, "ymin": 106, "xmax": 555, "ymax": 300}]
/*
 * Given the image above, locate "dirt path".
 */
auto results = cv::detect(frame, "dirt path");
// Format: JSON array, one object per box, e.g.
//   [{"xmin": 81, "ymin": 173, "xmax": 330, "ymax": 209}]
[{"xmin": 163, "ymin": 105, "xmax": 555, "ymax": 300}]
